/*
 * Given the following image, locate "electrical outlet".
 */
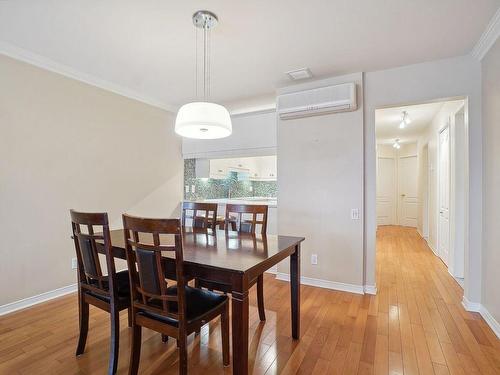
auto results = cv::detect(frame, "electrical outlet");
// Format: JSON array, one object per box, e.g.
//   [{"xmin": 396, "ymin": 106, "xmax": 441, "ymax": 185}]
[
  {"xmin": 191, "ymin": 185, "xmax": 196, "ymax": 193},
  {"xmin": 71, "ymin": 258, "xmax": 78, "ymax": 270},
  {"xmin": 185, "ymin": 185, "xmax": 189, "ymax": 193},
  {"xmin": 311, "ymin": 254, "xmax": 318, "ymax": 265},
  {"xmin": 351, "ymin": 208, "xmax": 360, "ymax": 220}
]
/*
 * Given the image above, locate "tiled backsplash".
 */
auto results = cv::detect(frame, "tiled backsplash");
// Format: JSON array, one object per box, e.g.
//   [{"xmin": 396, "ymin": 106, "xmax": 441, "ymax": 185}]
[{"xmin": 184, "ymin": 159, "xmax": 277, "ymax": 200}]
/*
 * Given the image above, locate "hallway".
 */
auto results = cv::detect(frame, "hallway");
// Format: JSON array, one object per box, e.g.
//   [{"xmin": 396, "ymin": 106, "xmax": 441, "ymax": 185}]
[{"xmin": 376, "ymin": 225, "xmax": 500, "ymax": 374}]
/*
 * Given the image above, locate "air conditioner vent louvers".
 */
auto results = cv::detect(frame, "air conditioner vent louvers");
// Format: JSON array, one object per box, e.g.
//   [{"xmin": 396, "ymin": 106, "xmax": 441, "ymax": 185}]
[{"xmin": 277, "ymin": 82, "xmax": 357, "ymax": 120}]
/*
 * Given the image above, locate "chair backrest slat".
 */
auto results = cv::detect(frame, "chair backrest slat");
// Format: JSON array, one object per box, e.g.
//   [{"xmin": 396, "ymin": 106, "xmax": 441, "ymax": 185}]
[
  {"xmin": 123, "ymin": 214, "xmax": 186, "ymax": 320},
  {"xmin": 225, "ymin": 204, "xmax": 268, "ymax": 235},
  {"xmin": 182, "ymin": 202, "xmax": 218, "ymax": 229},
  {"xmin": 70, "ymin": 210, "xmax": 118, "ymax": 297}
]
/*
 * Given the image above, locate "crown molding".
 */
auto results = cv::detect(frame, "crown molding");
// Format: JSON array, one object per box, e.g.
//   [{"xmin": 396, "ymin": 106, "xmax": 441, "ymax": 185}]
[
  {"xmin": 0, "ymin": 41, "xmax": 177, "ymax": 113},
  {"xmin": 471, "ymin": 7, "xmax": 500, "ymax": 61}
]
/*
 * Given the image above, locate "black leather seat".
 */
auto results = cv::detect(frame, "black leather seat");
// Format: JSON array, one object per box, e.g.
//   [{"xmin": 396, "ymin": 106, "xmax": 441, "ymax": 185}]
[
  {"xmin": 138, "ymin": 286, "xmax": 227, "ymax": 326},
  {"xmin": 87, "ymin": 270, "xmax": 131, "ymax": 302}
]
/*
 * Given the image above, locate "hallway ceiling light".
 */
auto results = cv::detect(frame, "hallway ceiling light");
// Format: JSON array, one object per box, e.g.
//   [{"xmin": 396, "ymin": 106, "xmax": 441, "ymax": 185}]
[
  {"xmin": 399, "ymin": 110, "xmax": 411, "ymax": 129},
  {"xmin": 393, "ymin": 139, "xmax": 401, "ymax": 149},
  {"xmin": 175, "ymin": 10, "xmax": 232, "ymax": 139}
]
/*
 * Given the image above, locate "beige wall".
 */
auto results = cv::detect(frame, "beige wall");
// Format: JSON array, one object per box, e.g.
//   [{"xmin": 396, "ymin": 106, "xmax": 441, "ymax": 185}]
[
  {"xmin": 481, "ymin": 38, "xmax": 500, "ymax": 326},
  {"xmin": 277, "ymin": 73, "xmax": 365, "ymax": 289},
  {"xmin": 0, "ymin": 55, "xmax": 183, "ymax": 305}
]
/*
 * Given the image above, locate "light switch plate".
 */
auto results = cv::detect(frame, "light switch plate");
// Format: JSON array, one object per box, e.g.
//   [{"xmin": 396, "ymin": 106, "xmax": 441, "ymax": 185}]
[
  {"xmin": 311, "ymin": 254, "xmax": 318, "ymax": 265},
  {"xmin": 191, "ymin": 185, "xmax": 196, "ymax": 193},
  {"xmin": 71, "ymin": 258, "xmax": 78, "ymax": 270},
  {"xmin": 351, "ymin": 208, "xmax": 360, "ymax": 220},
  {"xmin": 185, "ymin": 185, "xmax": 190, "ymax": 193}
]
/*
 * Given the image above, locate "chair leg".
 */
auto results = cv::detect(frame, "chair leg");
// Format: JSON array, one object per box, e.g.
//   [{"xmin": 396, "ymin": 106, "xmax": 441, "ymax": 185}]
[
  {"xmin": 221, "ymin": 303, "xmax": 230, "ymax": 366},
  {"xmin": 162, "ymin": 334, "xmax": 169, "ymax": 343},
  {"xmin": 257, "ymin": 274, "xmax": 266, "ymax": 321},
  {"xmin": 192, "ymin": 281, "xmax": 201, "ymax": 335},
  {"xmin": 108, "ymin": 307, "xmax": 120, "ymax": 375},
  {"xmin": 76, "ymin": 293, "xmax": 89, "ymax": 356},
  {"xmin": 178, "ymin": 334, "xmax": 188, "ymax": 375},
  {"xmin": 129, "ymin": 324, "xmax": 142, "ymax": 375},
  {"xmin": 127, "ymin": 306, "xmax": 132, "ymax": 328}
]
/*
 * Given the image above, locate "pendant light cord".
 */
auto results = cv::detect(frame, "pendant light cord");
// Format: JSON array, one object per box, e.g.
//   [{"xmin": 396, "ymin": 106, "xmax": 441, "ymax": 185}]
[{"xmin": 203, "ymin": 23, "xmax": 207, "ymax": 101}]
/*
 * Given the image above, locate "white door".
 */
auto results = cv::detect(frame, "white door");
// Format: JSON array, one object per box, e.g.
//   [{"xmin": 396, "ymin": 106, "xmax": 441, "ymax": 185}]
[
  {"xmin": 398, "ymin": 156, "xmax": 418, "ymax": 227},
  {"xmin": 376, "ymin": 157, "xmax": 396, "ymax": 225},
  {"xmin": 438, "ymin": 125, "xmax": 450, "ymax": 265}
]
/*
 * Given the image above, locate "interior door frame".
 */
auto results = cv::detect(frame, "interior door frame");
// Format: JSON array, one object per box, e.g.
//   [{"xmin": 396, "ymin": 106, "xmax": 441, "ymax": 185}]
[
  {"xmin": 422, "ymin": 143, "xmax": 430, "ymax": 240},
  {"xmin": 372, "ymin": 96, "xmax": 470, "ymax": 297},
  {"xmin": 437, "ymin": 121, "xmax": 451, "ymax": 265}
]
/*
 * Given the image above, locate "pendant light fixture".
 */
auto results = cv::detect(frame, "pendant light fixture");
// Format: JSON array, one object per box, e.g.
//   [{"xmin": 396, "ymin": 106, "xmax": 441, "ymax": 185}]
[
  {"xmin": 175, "ymin": 11, "xmax": 232, "ymax": 139},
  {"xmin": 393, "ymin": 139, "xmax": 401, "ymax": 149}
]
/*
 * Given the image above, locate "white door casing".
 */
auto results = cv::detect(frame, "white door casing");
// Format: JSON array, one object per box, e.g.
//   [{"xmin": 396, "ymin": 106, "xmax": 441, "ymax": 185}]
[
  {"xmin": 438, "ymin": 124, "xmax": 450, "ymax": 266},
  {"xmin": 398, "ymin": 155, "xmax": 418, "ymax": 227},
  {"xmin": 376, "ymin": 157, "xmax": 396, "ymax": 225}
]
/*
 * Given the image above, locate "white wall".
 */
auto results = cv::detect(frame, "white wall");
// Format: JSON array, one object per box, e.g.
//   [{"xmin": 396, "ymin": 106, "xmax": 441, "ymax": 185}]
[
  {"xmin": 0, "ymin": 54, "xmax": 183, "ymax": 305},
  {"xmin": 181, "ymin": 111, "xmax": 277, "ymax": 159},
  {"xmin": 364, "ymin": 55, "xmax": 482, "ymax": 302},
  {"xmin": 277, "ymin": 73, "xmax": 365, "ymax": 290},
  {"xmin": 481, "ymin": 38, "xmax": 500, "ymax": 328}
]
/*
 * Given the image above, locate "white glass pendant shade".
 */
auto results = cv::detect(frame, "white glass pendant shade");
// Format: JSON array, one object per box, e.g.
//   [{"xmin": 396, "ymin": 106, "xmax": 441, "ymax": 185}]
[{"xmin": 175, "ymin": 102, "xmax": 232, "ymax": 139}]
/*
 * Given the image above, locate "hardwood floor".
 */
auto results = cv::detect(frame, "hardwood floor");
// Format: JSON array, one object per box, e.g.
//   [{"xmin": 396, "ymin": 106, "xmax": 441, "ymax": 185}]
[{"xmin": 1, "ymin": 225, "xmax": 500, "ymax": 374}]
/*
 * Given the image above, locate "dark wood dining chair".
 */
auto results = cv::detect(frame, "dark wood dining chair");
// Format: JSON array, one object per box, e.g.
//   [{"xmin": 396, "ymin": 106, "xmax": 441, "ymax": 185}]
[
  {"xmin": 181, "ymin": 202, "xmax": 218, "ymax": 229},
  {"xmin": 225, "ymin": 204, "xmax": 268, "ymax": 321},
  {"xmin": 70, "ymin": 210, "xmax": 131, "ymax": 375},
  {"xmin": 122, "ymin": 214, "xmax": 229, "ymax": 375}
]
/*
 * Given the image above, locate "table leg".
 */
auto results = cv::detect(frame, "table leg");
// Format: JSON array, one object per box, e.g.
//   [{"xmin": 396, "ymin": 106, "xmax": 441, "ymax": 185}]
[
  {"xmin": 231, "ymin": 290, "xmax": 249, "ymax": 375},
  {"xmin": 290, "ymin": 243, "xmax": 301, "ymax": 339}
]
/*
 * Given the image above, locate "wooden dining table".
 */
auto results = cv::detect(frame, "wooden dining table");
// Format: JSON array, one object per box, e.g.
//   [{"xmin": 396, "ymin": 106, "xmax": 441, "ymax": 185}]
[{"xmin": 102, "ymin": 227, "xmax": 304, "ymax": 375}]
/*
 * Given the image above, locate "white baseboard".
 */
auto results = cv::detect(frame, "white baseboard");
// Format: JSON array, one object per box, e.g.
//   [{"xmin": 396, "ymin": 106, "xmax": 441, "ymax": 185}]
[
  {"xmin": 462, "ymin": 296, "xmax": 481, "ymax": 312},
  {"xmin": 265, "ymin": 266, "xmax": 278, "ymax": 275},
  {"xmin": 0, "ymin": 284, "xmax": 77, "ymax": 316},
  {"xmin": 428, "ymin": 242, "xmax": 438, "ymax": 256},
  {"xmin": 480, "ymin": 305, "xmax": 500, "ymax": 339},
  {"xmin": 275, "ymin": 272, "xmax": 365, "ymax": 295},
  {"xmin": 364, "ymin": 284, "xmax": 378, "ymax": 295},
  {"xmin": 462, "ymin": 296, "xmax": 500, "ymax": 339},
  {"xmin": 448, "ymin": 269, "xmax": 465, "ymax": 288}
]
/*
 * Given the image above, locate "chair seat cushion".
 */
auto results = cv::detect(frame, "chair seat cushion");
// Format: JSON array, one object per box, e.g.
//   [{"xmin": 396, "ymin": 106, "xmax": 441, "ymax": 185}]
[
  {"xmin": 138, "ymin": 286, "xmax": 227, "ymax": 326},
  {"xmin": 86, "ymin": 270, "xmax": 131, "ymax": 302}
]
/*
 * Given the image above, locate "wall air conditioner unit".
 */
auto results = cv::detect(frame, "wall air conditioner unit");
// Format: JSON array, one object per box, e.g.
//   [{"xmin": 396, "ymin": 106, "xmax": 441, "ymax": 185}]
[{"xmin": 278, "ymin": 82, "xmax": 357, "ymax": 120}]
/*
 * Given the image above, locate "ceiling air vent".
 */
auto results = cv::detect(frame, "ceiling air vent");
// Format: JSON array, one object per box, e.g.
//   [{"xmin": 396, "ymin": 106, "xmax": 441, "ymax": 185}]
[{"xmin": 285, "ymin": 68, "xmax": 313, "ymax": 81}]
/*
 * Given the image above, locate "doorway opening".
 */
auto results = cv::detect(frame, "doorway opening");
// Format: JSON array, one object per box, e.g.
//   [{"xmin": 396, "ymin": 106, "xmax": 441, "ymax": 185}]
[{"xmin": 375, "ymin": 98, "xmax": 468, "ymax": 285}]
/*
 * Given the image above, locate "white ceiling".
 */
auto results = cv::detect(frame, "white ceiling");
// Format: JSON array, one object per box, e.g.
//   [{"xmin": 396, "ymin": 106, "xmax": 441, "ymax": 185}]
[
  {"xmin": 0, "ymin": 1, "xmax": 498, "ymax": 109},
  {"xmin": 376, "ymin": 101, "xmax": 449, "ymax": 143}
]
